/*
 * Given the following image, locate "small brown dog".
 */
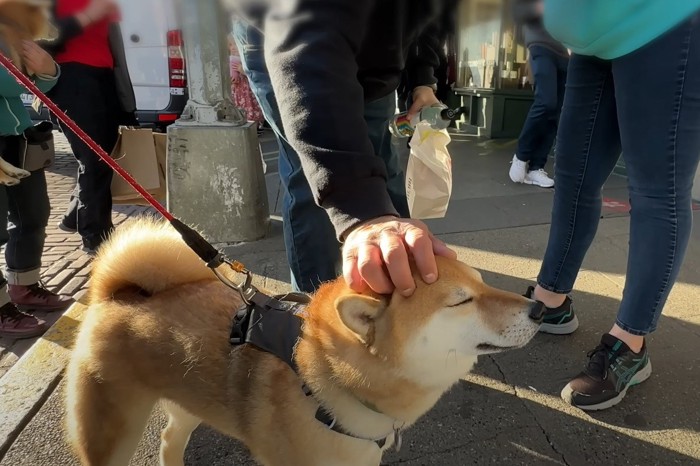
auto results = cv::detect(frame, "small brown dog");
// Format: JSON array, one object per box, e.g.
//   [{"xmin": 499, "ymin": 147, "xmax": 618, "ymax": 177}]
[
  {"xmin": 0, "ymin": 0, "xmax": 56, "ymax": 185},
  {"xmin": 66, "ymin": 218, "xmax": 544, "ymax": 466}
]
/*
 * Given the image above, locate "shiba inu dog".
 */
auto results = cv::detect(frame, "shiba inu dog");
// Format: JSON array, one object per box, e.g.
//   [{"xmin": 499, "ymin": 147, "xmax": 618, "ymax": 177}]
[{"xmin": 66, "ymin": 217, "xmax": 544, "ymax": 466}]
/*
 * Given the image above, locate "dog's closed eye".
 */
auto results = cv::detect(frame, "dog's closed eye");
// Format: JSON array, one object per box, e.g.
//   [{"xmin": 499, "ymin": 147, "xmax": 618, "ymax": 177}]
[{"xmin": 448, "ymin": 297, "xmax": 473, "ymax": 307}]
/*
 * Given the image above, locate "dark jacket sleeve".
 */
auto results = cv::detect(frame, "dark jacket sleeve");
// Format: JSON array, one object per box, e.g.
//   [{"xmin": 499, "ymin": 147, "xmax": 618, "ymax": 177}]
[
  {"xmin": 512, "ymin": 0, "xmax": 541, "ymax": 25},
  {"xmin": 264, "ymin": 0, "xmax": 399, "ymax": 239},
  {"xmin": 404, "ymin": 22, "xmax": 441, "ymax": 91},
  {"xmin": 38, "ymin": 14, "xmax": 83, "ymax": 56}
]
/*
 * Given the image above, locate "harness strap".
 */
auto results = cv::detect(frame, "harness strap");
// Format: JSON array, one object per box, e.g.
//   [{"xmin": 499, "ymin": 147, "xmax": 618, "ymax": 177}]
[{"xmin": 230, "ymin": 291, "xmax": 402, "ymax": 450}]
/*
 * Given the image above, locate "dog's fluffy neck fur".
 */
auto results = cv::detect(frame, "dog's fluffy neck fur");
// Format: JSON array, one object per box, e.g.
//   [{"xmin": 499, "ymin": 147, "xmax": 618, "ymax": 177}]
[{"xmin": 294, "ymin": 282, "xmax": 456, "ymax": 441}]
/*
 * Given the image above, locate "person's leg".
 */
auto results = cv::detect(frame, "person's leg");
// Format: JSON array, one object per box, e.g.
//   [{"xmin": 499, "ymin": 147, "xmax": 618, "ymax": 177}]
[
  {"xmin": 526, "ymin": 51, "xmax": 566, "ymax": 172},
  {"xmin": 533, "ymin": 54, "xmax": 622, "ymax": 325},
  {"xmin": 511, "ymin": 47, "xmax": 560, "ymax": 186},
  {"xmin": 364, "ymin": 92, "xmax": 410, "ymax": 217},
  {"xmin": 611, "ymin": 14, "xmax": 700, "ymax": 346},
  {"xmin": 0, "ymin": 139, "xmax": 47, "ymax": 338},
  {"xmin": 5, "ymin": 168, "xmax": 74, "ymax": 310},
  {"xmin": 559, "ymin": 16, "xmax": 700, "ymax": 411},
  {"xmin": 2, "ymin": 136, "xmax": 73, "ymax": 310},
  {"xmin": 233, "ymin": 21, "xmax": 340, "ymax": 292},
  {"xmin": 51, "ymin": 65, "xmax": 116, "ymax": 251}
]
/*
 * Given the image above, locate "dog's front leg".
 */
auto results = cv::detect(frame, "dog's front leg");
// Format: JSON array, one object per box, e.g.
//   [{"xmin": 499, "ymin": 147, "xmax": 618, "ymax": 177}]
[{"xmin": 159, "ymin": 402, "xmax": 202, "ymax": 466}]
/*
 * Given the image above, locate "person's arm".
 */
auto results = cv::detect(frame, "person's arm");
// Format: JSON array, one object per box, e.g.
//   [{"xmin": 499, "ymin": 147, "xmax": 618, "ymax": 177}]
[
  {"xmin": 264, "ymin": 0, "xmax": 456, "ymax": 297},
  {"xmin": 264, "ymin": 0, "xmax": 398, "ymax": 240},
  {"xmin": 0, "ymin": 43, "xmax": 59, "ymax": 96},
  {"xmin": 404, "ymin": 17, "xmax": 444, "ymax": 119},
  {"xmin": 404, "ymin": 23, "xmax": 441, "ymax": 94}
]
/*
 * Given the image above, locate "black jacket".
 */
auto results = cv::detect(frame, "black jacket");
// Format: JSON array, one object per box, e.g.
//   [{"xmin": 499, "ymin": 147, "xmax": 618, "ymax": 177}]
[{"xmin": 233, "ymin": 0, "xmax": 450, "ymax": 238}]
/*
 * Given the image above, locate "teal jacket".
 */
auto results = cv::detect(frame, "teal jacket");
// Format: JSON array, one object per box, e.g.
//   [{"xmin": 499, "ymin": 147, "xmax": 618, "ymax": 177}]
[
  {"xmin": 545, "ymin": 0, "xmax": 700, "ymax": 59},
  {"xmin": 0, "ymin": 68, "xmax": 59, "ymax": 136}
]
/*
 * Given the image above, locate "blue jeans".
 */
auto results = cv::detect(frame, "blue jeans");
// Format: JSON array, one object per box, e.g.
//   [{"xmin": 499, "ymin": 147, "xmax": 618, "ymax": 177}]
[
  {"xmin": 538, "ymin": 15, "xmax": 700, "ymax": 336},
  {"xmin": 517, "ymin": 46, "xmax": 569, "ymax": 170},
  {"xmin": 233, "ymin": 22, "xmax": 409, "ymax": 292},
  {"xmin": 0, "ymin": 135, "xmax": 50, "ymax": 286}
]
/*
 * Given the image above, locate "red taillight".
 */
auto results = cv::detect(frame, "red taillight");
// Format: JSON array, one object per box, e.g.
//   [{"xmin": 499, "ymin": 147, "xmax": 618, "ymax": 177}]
[
  {"xmin": 157, "ymin": 113, "xmax": 179, "ymax": 122},
  {"xmin": 167, "ymin": 30, "xmax": 186, "ymax": 88}
]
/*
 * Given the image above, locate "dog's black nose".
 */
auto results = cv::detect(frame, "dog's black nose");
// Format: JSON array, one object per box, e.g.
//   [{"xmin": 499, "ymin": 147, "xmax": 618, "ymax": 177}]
[{"xmin": 528, "ymin": 301, "xmax": 545, "ymax": 322}]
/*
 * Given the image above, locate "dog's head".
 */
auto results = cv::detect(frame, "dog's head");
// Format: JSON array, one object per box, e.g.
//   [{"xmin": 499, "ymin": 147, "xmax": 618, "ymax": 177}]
[
  {"xmin": 328, "ymin": 257, "xmax": 543, "ymax": 387},
  {"xmin": 0, "ymin": 0, "xmax": 57, "ymax": 41}
]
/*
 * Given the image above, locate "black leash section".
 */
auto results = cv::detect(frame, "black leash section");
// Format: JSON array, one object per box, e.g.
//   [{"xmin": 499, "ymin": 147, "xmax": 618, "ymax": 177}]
[{"xmin": 0, "ymin": 53, "xmax": 254, "ymax": 293}]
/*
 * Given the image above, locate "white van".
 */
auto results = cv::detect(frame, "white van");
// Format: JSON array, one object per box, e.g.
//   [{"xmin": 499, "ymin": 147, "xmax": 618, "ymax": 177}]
[
  {"xmin": 24, "ymin": 1, "xmax": 188, "ymax": 129},
  {"xmin": 117, "ymin": 0, "xmax": 187, "ymax": 130}
]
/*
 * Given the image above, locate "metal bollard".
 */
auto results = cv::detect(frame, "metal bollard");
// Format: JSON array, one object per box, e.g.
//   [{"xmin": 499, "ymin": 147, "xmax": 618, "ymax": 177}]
[{"xmin": 166, "ymin": 0, "xmax": 269, "ymax": 243}]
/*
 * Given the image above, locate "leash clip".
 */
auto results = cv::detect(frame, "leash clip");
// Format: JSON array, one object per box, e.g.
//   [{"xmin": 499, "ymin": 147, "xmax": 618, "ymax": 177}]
[{"xmin": 212, "ymin": 259, "xmax": 256, "ymax": 303}]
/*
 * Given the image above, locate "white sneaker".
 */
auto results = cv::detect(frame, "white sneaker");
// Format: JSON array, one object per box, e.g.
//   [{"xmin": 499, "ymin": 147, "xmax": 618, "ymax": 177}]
[
  {"xmin": 525, "ymin": 169, "xmax": 555, "ymax": 188},
  {"xmin": 509, "ymin": 155, "xmax": 528, "ymax": 183}
]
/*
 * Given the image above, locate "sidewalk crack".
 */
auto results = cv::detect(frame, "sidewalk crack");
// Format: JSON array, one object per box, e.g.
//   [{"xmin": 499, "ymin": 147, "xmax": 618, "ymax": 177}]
[{"xmin": 489, "ymin": 356, "xmax": 571, "ymax": 466}]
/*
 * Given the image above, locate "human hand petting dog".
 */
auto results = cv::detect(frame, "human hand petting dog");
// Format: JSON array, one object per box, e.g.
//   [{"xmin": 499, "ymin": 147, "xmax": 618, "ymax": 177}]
[
  {"xmin": 343, "ymin": 216, "xmax": 457, "ymax": 297},
  {"xmin": 21, "ymin": 41, "xmax": 56, "ymax": 77}
]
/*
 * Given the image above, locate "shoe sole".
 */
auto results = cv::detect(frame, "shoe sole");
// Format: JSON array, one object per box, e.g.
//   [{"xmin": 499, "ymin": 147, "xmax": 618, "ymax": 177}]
[
  {"xmin": 15, "ymin": 302, "xmax": 73, "ymax": 313},
  {"xmin": 58, "ymin": 223, "xmax": 77, "ymax": 233},
  {"xmin": 561, "ymin": 360, "xmax": 653, "ymax": 411},
  {"xmin": 523, "ymin": 179, "xmax": 554, "ymax": 188},
  {"xmin": 509, "ymin": 172, "xmax": 526, "ymax": 183},
  {"xmin": 0, "ymin": 326, "xmax": 48, "ymax": 340},
  {"xmin": 539, "ymin": 315, "xmax": 580, "ymax": 335}
]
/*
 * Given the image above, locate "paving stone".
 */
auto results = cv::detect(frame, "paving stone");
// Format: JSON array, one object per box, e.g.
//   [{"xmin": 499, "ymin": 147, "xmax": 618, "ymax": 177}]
[
  {"xmin": 46, "ymin": 269, "xmax": 73, "ymax": 289},
  {"xmin": 61, "ymin": 276, "xmax": 88, "ymax": 297}
]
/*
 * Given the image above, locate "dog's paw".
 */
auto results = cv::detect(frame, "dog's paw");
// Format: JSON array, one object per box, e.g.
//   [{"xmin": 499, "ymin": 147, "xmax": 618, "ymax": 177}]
[
  {"xmin": 6, "ymin": 168, "xmax": 30, "ymax": 179},
  {"xmin": 0, "ymin": 177, "xmax": 21, "ymax": 186}
]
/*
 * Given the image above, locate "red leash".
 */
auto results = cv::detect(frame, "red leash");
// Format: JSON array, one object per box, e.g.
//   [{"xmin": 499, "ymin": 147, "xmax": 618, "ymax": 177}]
[
  {"xmin": 0, "ymin": 53, "xmax": 173, "ymax": 222},
  {"xmin": 0, "ymin": 53, "xmax": 257, "ymax": 279}
]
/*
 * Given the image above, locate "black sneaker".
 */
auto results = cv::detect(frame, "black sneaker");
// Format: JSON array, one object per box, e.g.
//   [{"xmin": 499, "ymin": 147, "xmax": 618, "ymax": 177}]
[
  {"xmin": 525, "ymin": 286, "xmax": 579, "ymax": 335},
  {"xmin": 561, "ymin": 334, "xmax": 652, "ymax": 411}
]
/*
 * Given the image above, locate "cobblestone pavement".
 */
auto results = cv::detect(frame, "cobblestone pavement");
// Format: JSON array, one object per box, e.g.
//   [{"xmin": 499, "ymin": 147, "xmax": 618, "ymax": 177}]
[{"xmin": 0, "ymin": 132, "xmax": 151, "ymax": 378}]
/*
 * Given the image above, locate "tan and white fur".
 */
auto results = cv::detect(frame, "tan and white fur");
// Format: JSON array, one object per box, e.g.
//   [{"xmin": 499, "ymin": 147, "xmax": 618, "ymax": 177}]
[
  {"xmin": 0, "ymin": 0, "xmax": 56, "ymax": 186},
  {"xmin": 66, "ymin": 217, "xmax": 543, "ymax": 466}
]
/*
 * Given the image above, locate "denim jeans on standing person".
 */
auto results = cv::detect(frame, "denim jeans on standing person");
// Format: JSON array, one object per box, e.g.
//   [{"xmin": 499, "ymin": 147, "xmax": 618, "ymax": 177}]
[
  {"xmin": 516, "ymin": 46, "xmax": 569, "ymax": 170},
  {"xmin": 537, "ymin": 14, "xmax": 700, "ymax": 336},
  {"xmin": 232, "ymin": 21, "xmax": 409, "ymax": 293},
  {"xmin": 0, "ymin": 135, "xmax": 50, "ymax": 289}
]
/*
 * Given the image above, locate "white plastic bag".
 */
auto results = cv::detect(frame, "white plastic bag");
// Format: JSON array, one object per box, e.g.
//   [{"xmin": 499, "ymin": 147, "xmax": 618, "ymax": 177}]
[{"xmin": 405, "ymin": 121, "xmax": 453, "ymax": 219}]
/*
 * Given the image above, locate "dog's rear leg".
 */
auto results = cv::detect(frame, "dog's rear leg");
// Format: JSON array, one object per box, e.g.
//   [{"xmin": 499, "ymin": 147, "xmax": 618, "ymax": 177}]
[
  {"xmin": 66, "ymin": 363, "xmax": 156, "ymax": 466},
  {"xmin": 159, "ymin": 401, "xmax": 201, "ymax": 466}
]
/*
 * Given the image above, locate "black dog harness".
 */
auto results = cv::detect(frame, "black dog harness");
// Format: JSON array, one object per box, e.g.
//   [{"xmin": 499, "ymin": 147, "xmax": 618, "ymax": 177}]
[{"xmin": 229, "ymin": 289, "xmax": 402, "ymax": 450}]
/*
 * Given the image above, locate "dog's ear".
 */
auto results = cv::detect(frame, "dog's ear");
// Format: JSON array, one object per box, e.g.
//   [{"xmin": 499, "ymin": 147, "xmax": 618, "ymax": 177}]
[{"xmin": 335, "ymin": 294, "xmax": 386, "ymax": 342}]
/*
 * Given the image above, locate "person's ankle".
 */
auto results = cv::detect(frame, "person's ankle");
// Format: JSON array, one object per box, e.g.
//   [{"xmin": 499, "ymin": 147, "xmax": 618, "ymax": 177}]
[
  {"xmin": 608, "ymin": 324, "xmax": 644, "ymax": 353},
  {"xmin": 533, "ymin": 285, "xmax": 567, "ymax": 308}
]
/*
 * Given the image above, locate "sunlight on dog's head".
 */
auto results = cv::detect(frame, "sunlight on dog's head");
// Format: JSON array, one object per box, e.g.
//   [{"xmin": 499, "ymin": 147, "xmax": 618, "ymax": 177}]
[
  {"xmin": 0, "ymin": 1, "xmax": 58, "ymax": 40},
  {"xmin": 333, "ymin": 256, "xmax": 542, "ymax": 387}
]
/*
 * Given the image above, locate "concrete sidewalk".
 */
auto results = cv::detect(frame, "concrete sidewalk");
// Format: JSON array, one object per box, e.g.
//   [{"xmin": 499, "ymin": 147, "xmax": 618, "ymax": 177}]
[
  {"xmin": 0, "ymin": 134, "xmax": 150, "ymax": 379},
  {"xmin": 1, "ymin": 134, "xmax": 699, "ymax": 465}
]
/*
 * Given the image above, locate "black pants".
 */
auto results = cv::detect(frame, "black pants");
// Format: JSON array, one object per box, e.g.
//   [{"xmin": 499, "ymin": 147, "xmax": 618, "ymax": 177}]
[{"xmin": 49, "ymin": 63, "xmax": 121, "ymax": 250}]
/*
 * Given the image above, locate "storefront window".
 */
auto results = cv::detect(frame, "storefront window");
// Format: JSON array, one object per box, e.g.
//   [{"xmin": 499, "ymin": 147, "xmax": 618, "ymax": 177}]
[{"xmin": 456, "ymin": 0, "xmax": 530, "ymax": 91}]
